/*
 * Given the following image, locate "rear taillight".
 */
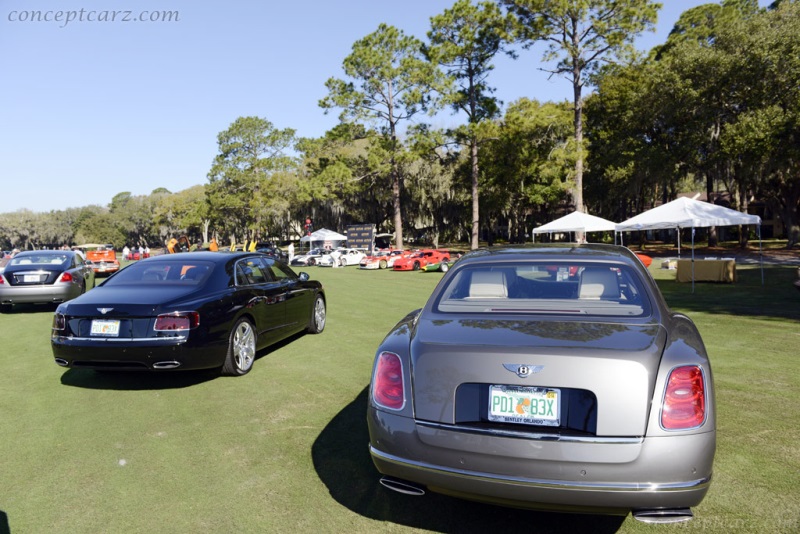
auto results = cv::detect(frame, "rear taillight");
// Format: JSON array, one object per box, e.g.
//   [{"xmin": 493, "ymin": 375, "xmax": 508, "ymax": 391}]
[
  {"xmin": 154, "ymin": 312, "xmax": 200, "ymax": 331},
  {"xmin": 0, "ymin": 274, "xmax": 5, "ymax": 284},
  {"xmin": 373, "ymin": 351, "xmax": 405, "ymax": 410},
  {"xmin": 52, "ymin": 313, "xmax": 66, "ymax": 331},
  {"xmin": 661, "ymin": 365, "xmax": 706, "ymax": 430},
  {"xmin": 57, "ymin": 272, "xmax": 73, "ymax": 283}
]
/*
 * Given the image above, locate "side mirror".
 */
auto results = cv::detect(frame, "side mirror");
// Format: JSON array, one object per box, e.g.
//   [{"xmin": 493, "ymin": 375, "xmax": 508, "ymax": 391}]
[{"xmin": 298, "ymin": 272, "xmax": 309, "ymax": 282}]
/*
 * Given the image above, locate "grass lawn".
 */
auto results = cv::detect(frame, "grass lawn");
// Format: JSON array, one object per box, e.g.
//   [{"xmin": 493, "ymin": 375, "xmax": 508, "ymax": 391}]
[{"xmin": 0, "ymin": 259, "xmax": 798, "ymax": 533}]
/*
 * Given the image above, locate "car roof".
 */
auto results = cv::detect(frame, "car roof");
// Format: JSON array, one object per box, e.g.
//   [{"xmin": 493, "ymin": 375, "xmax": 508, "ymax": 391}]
[
  {"xmin": 141, "ymin": 251, "xmax": 258, "ymax": 264},
  {"xmin": 455, "ymin": 244, "xmax": 641, "ymax": 266}
]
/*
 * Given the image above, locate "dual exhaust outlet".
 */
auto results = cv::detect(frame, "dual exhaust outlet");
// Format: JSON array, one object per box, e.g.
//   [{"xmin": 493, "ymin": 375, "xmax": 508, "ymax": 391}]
[
  {"xmin": 379, "ymin": 476, "xmax": 694, "ymax": 524},
  {"xmin": 52, "ymin": 359, "xmax": 181, "ymax": 370}
]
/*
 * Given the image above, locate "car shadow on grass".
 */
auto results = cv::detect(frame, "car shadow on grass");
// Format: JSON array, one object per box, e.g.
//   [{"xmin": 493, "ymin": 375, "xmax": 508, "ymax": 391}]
[
  {"xmin": 0, "ymin": 303, "xmax": 59, "ymax": 315},
  {"xmin": 59, "ymin": 368, "xmax": 221, "ymax": 390},
  {"xmin": 311, "ymin": 387, "xmax": 626, "ymax": 534},
  {"xmin": 57, "ymin": 333, "xmax": 305, "ymax": 390}
]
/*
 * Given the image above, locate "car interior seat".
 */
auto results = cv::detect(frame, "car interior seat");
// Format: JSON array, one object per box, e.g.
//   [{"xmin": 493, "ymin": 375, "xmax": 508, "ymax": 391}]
[
  {"xmin": 468, "ymin": 271, "xmax": 508, "ymax": 298},
  {"xmin": 578, "ymin": 268, "xmax": 620, "ymax": 299}
]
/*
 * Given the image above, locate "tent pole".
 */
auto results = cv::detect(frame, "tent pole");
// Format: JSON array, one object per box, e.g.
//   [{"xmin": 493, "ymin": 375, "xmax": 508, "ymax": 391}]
[{"xmin": 691, "ymin": 227, "xmax": 696, "ymax": 294}]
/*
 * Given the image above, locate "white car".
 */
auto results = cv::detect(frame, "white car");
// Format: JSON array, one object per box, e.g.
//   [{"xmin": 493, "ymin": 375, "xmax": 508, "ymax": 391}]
[
  {"xmin": 317, "ymin": 248, "xmax": 367, "ymax": 267},
  {"xmin": 290, "ymin": 247, "xmax": 328, "ymax": 267}
]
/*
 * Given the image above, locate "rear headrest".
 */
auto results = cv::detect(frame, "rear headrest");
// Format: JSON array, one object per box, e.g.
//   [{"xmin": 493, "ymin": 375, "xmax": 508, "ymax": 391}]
[
  {"xmin": 579, "ymin": 268, "xmax": 620, "ymax": 299},
  {"xmin": 469, "ymin": 271, "xmax": 508, "ymax": 298}
]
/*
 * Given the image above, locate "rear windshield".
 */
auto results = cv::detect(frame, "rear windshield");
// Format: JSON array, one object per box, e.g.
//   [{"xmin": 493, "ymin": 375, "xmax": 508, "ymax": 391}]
[
  {"xmin": 435, "ymin": 262, "xmax": 651, "ymax": 317},
  {"xmin": 10, "ymin": 254, "xmax": 67, "ymax": 266},
  {"xmin": 103, "ymin": 261, "xmax": 215, "ymax": 285}
]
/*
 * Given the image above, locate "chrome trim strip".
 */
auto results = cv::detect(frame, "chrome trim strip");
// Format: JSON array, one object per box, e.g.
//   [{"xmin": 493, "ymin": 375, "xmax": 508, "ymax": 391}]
[
  {"xmin": 416, "ymin": 421, "xmax": 643, "ymax": 444},
  {"xmin": 370, "ymin": 446, "xmax": 712, "ymax": 493},
  {"xmin": 53, "ymin": 335, "xmax": 187, "ymax": 343}
]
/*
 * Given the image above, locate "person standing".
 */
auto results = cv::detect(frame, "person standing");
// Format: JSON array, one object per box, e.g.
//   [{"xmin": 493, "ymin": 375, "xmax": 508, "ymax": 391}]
[{"xmin": 288, "ymin": 242, "xmax": 295, "ymax": 263}]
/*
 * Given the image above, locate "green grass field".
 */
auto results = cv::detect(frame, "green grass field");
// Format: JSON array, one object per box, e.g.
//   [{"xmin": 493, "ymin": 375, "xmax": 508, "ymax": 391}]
[{"xmin": 0, "ymin": 261, "xmax": 798, "ymax": 533}]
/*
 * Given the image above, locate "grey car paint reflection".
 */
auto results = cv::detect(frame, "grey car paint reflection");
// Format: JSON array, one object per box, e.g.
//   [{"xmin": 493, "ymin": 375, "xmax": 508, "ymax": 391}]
[
  {"xmin": 367, "ymin": 244, "xmax": 715, "ymax": 522},
  {"xmin": 0, "ymin": 250, "xmax": 95, "ymax": 309}
]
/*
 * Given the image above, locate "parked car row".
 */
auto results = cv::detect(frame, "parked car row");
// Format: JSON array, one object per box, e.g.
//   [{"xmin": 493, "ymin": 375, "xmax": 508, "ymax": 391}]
[
  {"xmin": 289, "ymin": 247, "xmax": 455, "ymax": 273},
  {"xmin": 4, "ymin": 242, "xmax": 716, "ymax": 523}
]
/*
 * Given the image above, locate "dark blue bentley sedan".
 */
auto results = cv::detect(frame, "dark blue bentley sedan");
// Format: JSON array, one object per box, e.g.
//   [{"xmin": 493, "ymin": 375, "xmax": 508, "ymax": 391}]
[{"xmin": 51, "ymin": 251, "xmax": 326, "ymax": 376}]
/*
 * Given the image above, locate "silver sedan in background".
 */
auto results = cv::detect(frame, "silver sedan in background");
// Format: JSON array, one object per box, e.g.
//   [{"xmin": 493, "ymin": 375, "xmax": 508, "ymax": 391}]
[
  {"xmin": 367, "ymin": 244, "xmax": 715, "ymax": 524},
  {"xmin": 0, "ymin": 250, "xmax": 95, "ymax": 312}
]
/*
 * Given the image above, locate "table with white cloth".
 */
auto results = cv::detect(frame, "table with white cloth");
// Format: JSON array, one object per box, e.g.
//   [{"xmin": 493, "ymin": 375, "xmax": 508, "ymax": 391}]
[{"xmin": 676, "ymin": 259, "xmax": 736, "ymax": 283}]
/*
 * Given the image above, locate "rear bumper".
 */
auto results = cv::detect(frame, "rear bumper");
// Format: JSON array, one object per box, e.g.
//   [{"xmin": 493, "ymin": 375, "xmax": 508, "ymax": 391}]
[
  {"xmin": 368, "ymin": 408, "xmax": 714, "ymax": 513},
  {"xmin": 0, "ymin": 285, "xmax": 79, "ymax": 305},
  {"xmin": 92, "ymin": 266, "xmax": 119, "ymax": 274},
  {"xmin": 51, "ymin": 335, "xmax": 226, "ymax": 371}
]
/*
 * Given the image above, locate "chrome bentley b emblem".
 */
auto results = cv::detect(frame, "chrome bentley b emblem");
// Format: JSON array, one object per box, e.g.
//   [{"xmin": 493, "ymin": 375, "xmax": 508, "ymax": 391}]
[
  {"xmin": 503, "ymin": 364, "xmax": 544, "ymax": 378},
  {"xmin": 97, "ymin": 308, "xmax": 114, "ymax": 315}
]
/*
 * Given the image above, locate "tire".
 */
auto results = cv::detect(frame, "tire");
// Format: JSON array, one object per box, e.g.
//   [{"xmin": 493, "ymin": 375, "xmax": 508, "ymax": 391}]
[
  {"xmin": 340, "ymin": 258, "xmax": 347, "ymax": 267},
  {"xmin": 440, "ymin": 262, "xmax": 449, "ymax": 273},
  {"xmin": 307, "ymin": 295, "xmax": 326, "ymax": 334},
  {"xmin": 412, "ymin": 262, "xmax": 420, "ymax": 271},
  {"xmin": 379, "ymin": 260, "xmax": 387, "ymax": 269},
  {"xmin": 0, "ymin": 303, "xmax": 12, "ymax": 313},
  {"xmin": 221, "ymin": 318, "xmax": 257, "ymax": 376},
  {"xmin": 307, "ymin": 258, "xmax": 316, "ymax": 266}
]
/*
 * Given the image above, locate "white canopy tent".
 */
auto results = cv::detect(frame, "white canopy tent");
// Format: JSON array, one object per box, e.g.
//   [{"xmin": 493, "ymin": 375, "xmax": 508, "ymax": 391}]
[
  {"xmin": 299, "ymin": 228, "xmax": 347, "ymax": 245},
  {"xmin": 532, "ymin": 211, "xmax": 616, "ymax": 242},
  {"xmin": 615, "ymin": 197, "xmax": 763, "ymax": 290}
]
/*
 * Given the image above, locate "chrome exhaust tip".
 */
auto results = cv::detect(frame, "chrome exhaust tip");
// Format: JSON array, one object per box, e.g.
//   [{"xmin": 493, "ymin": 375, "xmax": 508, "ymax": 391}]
[
  {"xmin": 152, "ymin": 361, "xmax": 181, "ymax": 369},
  {"xmin": 379, "ymin": 476, "xmax": 426, "ymax": 496},
  {"xmin": 54, "ymin": 358, "xmax": 68, "ymax": 367},
  {"xmin": 633, "ymin": 508, "xmax": 693, "ymax": 524}
]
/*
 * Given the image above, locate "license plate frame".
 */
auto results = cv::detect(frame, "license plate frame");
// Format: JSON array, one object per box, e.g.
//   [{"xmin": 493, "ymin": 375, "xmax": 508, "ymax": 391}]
[
  {"xmin": 90, "ymin": 319, "xmax": 120, "ymax": 337},
  {"xmin": 488, "ymin": 385, "xmax": 560, "ymax": 426},
  {"xmin": 23, "ymin": 274, "xmax": 41, "ymax": 283}
]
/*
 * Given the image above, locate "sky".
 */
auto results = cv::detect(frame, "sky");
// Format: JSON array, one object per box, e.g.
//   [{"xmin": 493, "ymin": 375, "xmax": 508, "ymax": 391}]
[{"xmin": 0, "ymin": 0, "xmax": 768, "ymax": 213}]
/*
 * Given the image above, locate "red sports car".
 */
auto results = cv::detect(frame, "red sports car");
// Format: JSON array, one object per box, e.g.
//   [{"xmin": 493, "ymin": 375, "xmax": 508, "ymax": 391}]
[
  {"xmin": 393, "ymin": 249, "xmax": 451, "ymax": 272},
  {"xmin": 360, "ymin": 249, "xmax": 410, "ymax": 270}
]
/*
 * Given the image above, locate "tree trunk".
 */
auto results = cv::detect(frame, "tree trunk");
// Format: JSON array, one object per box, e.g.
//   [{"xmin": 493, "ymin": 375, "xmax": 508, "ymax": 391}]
[
  {"xmin": 470, "ymin": 138, "xmax": 480, "ymax": 250},
  {"xmin": 573, "ymin": 74, "xmax": 584, "ymax": 214},
  {"xmin": 781, "ymin": 182, "xmax": 800, "ymax": 248},
  {"xmin": 391, "ymin": 161, "xmax": 403, "ymax": 250}
]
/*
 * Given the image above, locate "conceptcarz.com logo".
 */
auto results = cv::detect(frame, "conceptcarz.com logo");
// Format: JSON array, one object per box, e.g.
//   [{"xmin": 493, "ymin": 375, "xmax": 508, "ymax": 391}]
[{"xmin": 6, "ymin": 8, "xmax": 181, "ymax": 29}]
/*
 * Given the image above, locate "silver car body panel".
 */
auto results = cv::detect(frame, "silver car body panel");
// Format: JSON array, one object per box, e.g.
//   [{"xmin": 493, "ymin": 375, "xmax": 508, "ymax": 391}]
[{"xmin": 367, "ymin": 244, "xmax": 716, "ymax": 514}]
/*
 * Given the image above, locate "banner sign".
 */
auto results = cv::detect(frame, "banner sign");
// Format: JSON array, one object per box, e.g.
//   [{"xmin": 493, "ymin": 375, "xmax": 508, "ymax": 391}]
[{"xmin": 347, "ymin": 224, "xmax": 375, "ymax": 251}]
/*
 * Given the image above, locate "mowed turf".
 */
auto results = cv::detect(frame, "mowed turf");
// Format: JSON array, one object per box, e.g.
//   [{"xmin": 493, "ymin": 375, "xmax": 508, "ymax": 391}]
[{"xmin": 0, "ymin": 261, "xmax": 798, "ymax": 533}]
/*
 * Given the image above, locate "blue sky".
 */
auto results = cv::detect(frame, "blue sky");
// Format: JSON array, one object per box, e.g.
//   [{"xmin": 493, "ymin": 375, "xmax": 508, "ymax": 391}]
[{"xmin": 0, "ymin": 1, "xmax": 765, "ymax": 213}]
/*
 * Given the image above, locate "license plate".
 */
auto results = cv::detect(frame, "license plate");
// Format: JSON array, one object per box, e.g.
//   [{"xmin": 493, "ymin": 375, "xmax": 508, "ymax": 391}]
[
  {"xmin": 91, "ymin": 319, "xmax": 120, "ymax": 337},
  {"xmin": 488, "ymin": 385, "xmax": 560, "ymax": 426},
  {"xmin": 24, "ymin": 274, "xmax": 41, "ymax": 283}
]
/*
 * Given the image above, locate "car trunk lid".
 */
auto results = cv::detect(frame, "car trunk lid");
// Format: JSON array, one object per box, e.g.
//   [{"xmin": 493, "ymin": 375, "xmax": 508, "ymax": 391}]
[
  {"xmin": 59, "ymin": 285, "xmax": 200, "ymax": 316},
  {"xmin": 410, "ymin": 316, "xmax": 666, "ymax": 436}
]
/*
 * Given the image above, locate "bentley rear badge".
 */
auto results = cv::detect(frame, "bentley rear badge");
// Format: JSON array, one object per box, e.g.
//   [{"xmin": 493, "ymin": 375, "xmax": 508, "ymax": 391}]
[
  {"xmin": 503, "ymin": 364, "xmax": 544, "ymax": 378},
  {"xmin": 97, "ymin": 308, "xmax": 114, "ymax": 315}
]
